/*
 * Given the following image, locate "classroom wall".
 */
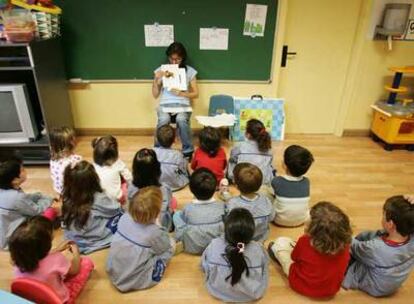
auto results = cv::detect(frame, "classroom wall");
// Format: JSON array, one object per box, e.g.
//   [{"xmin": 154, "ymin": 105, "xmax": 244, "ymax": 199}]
[
  {"xmin": 343, "ymin": 0, "xmax": 414, "ymax": 130},
  {"xmin": 68, "ymin": 0, "xmax": 286, "ymax": 131},
  {"xmin": 68, "ymin": 0, "xmax": 413, "ymax": 134},
  {"xmin": 69, "ymin": 81, "xmax": 280, "ymax": 130}
]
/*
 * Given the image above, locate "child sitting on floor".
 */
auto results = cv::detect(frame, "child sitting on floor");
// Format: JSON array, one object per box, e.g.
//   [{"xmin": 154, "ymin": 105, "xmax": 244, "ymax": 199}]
[
  {"xmin": 62, "ymin": 161, "xmax": 123, "ymax": 254},
  {"xmin": 201, "ymin": 208, "xmax": 269, "ymax": 302},
  {"xmin": 191, "ymin": 126, "xmax": 227, "ymax": 185},
  {"xmin": 128, "ymin": 148, "xmax": 175, "ymax": 231},
  {"xmin": 227, "ymin": 163, "xmax": 275, "ymax": 242},
  {"xmin": 268, "ymin": 201, "xmax": 352, "ymax": 298},
  {"xmin": 154, "ymin": 124, "xmax": 189, "ymax": 191},
  {"xmin": 92, "ymin": 135, "xmax": 132, "ymax": 204},
  {"xmin": 272, "ymin": 145, "xmax": 314, "ymax": 227},
  {"xmin": 227, "ymin": 119, "xmax": 275, "ymax": 186},
  {"xmin": 107, "ymin": 186, "xmax": 175, "ymax": 292},
  {"xmin": 0, "ymin": 154, "xmax": 61, "ymax": 250},
  {"xmin": 173, "ymin": 168, "xmax": 225, "ymax": 254},
  {"xmin": 342, "ymin": 195, "xmax": 414, "ymax": 297},
  {"xmin": 49, "ymin": 126, "xmax": 82, "ymax": 194},
  {"xmin": 9, "ymin": 216, "xmax": 94, "ymax": 303}
]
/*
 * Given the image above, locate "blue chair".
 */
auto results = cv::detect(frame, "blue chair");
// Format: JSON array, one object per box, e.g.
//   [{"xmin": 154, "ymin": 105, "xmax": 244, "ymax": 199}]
[
  {"xmin": 208, "ymin": 95, "xmax": 235, "ymax": 140},
  {"xmin": 208, "ymin": 95, "xmax": 234, "ymax": 116}
]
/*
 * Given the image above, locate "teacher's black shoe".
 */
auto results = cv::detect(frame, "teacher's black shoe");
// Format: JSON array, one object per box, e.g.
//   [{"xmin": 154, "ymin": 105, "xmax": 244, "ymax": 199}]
[{"xmin": 183, "ymin": 151, "xmax": 193, "ymax": 162}]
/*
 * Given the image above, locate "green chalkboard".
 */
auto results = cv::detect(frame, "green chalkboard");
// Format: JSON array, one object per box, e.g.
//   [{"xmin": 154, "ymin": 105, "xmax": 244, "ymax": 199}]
[{"xmin": 56, "ymin": 0, "xmax": 278, "ymax": 81}]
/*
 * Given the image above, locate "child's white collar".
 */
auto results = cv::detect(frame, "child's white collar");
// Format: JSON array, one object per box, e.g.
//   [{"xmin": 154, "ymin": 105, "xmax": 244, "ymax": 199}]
[
  {"xmin": 193, "ymin": 197, "xmax": 216, "ymax": 204},
  {"xmin": 282, "ymin": 175, "xmax": 304, "ymax": 181}
]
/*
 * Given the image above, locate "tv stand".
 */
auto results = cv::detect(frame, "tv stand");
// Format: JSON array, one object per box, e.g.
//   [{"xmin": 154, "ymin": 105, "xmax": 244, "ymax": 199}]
[{"xmin": 0, "ymin": 38, "xmax": 73, "ymax": 164}]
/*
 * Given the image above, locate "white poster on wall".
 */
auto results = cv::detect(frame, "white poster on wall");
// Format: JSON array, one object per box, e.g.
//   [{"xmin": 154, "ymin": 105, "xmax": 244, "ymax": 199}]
[
  {"xmin": 144, "ymin": 24, "xmax": 174, "ymax": 47},
  {"xmin": 200, "ymin": 28, "xmax": 229, "ymax": 50},
  {"xmin": 243, "ymin": 4, "xmax": 267, "ymax": 37}
]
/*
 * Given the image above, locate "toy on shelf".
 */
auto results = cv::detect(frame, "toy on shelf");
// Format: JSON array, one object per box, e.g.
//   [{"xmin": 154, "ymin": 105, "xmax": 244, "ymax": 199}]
[
  {"xmin": 2, "ymin": 9, "xmax": 36, "ymax": 42},
  {"xmin": 370, "ymin": 66, "xmax": 414, "ymax": 151},
  {"xmin": 6, "ymin": 0, "xmax": 62, "ymax": 40}
]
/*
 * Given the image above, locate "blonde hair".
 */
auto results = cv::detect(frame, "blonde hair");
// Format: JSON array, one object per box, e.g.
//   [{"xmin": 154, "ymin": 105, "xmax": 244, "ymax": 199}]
[
  {"xmin": 307, "ymin": 201, "xmax": 352, "ymax": 255},
  {"xmin": 49, "ymin": 126, "xmax": 77, "ymax": 160},
  {"xmin": 129, "ymin": 186, "xmax": 162, "ymax": 224}
]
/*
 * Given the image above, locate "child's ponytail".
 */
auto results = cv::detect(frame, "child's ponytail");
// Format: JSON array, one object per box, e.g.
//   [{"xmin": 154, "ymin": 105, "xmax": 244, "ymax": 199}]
[
  {"xmin": 224, "ymin": 242, "xmax": 249, "ymax": 286},
  {"xmin": 223, "ymin": 208, "xmax": 255, "ymax": 286},
  {"xmin": 246, "ymin": 119, "xmax": 271, "ymax": 152}
]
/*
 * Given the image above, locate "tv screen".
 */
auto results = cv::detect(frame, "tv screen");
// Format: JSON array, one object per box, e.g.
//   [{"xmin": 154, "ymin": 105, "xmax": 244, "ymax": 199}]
[
  {"xmin": 0, "ymin": 91, "xmax": 23, "ymax": 133},
  {"xmin": 0, "ymin": 84, "xmax": 38, "ymax": 143}
]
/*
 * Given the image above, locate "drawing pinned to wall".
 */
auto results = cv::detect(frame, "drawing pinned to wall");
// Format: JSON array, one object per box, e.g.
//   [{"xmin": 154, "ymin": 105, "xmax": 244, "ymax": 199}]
[
  {"xmin": 199, "ymin": 28, "xmax": 229, "ymax": 50},
  {"xmin": 144, "ymin": 24, "xmax": 174, "ymax": 47},
  {"xmin": 243, "ymin": 4, "xmax": 267, "ymax": 37}
]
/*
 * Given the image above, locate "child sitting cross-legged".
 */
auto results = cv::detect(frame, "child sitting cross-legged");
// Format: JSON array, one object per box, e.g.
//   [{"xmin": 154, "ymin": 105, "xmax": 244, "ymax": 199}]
[
  {"xmin": 62, "ymin": 161, "xmax": 123, "ymax": 254},
  {"xmin": 154, "ymin": 124, "xmax": 189, "ymax": 191},
  {"xmin": 272, "ymin": 145, "xmax": 314, "ymax": 227},
  {"xmin": 268, "ymin": 202, "xmax": 352, "ymax": 298},
  {"xmin": 201, "ymin": 208, "xmax": 269, "ymax": 302},
  {"xmin": 173, "ymin": 168, "xmax": 226, "ymax": 255},
  {"xmin": 226, "ymin": 163, "xmax": 275, "ymax": 242},
  {"xmin": 10, "ymin": 216, "xmax": 94, "ymax": 303},
  {"xmin": 0, "ymin": 154, "xmax": 61, "ymax": 250},
  {"xmin": 92, "ymin": 135, "xmax": 132, "ymax": 204},
  {"xmin": 128, "ymin": 148, "xmax": 174, "ymax": 231},
  {"xmin": 49, "ymin": 126, "xmax": 82, "ymax": 195},
  {"xmin": 107, "ymin": 186, "xmax": 175, "ymax": 292}
]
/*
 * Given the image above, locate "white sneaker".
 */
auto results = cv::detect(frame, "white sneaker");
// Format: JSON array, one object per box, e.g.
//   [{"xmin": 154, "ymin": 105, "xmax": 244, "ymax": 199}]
[{"xmin": 219, "ymin": 178, "xmax": 232, "ymax": 201}]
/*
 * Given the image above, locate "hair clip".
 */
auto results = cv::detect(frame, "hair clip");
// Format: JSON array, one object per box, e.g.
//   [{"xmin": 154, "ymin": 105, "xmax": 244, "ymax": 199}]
[
  {"xmin": 259, "ymin": 128, "xmax": 266, "ymax": 134},
  {"xmin": 237, "ymin": 242, "xmax": 245, "ymax": 253}
]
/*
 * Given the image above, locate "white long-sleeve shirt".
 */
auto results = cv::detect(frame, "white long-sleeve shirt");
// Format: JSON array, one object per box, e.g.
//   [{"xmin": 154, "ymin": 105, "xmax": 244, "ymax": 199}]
[{"xmin": 94, "ymin": 159, "xmax": 132, "ymax": 200}]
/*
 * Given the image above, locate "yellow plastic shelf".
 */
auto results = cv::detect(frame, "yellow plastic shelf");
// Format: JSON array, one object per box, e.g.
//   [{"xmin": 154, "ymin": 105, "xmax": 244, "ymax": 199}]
[
  {"xmin": 384, "ymin": 86, "xmax": 408, "ymax": 93},
  {"xmin": 11, "ymin": 0, "xmax": 62, "ymax": 14},
  {"xmin": 371, "ymin": 107, "xmax": 414, "ymax": 144},
  {"xmin": 389, "ymin": 66, "xmax": 414, "ymax": 74}
]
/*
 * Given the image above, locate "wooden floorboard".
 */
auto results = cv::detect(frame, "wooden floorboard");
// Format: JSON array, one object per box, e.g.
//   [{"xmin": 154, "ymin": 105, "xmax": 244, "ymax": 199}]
[{"xmin": 1, "ymin": 135, "xmax": 413, "ymax": 303}]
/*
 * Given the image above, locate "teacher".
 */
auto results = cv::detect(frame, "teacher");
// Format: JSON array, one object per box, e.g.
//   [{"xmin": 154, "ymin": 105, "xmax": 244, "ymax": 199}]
[{"xmin": 152, "ymin": 42, "xmax": 199, "ymax": 160}]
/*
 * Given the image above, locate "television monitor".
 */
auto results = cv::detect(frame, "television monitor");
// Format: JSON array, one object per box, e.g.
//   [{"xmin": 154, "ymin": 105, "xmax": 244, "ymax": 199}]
[{"xmin": 0, "ymin": 84, "xmax": 39, "ymax": 143}]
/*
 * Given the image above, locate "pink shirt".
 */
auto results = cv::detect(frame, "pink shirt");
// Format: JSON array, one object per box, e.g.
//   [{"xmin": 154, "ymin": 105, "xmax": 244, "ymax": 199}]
[{"xmin": 15, "ymin": 252, "xmax": 71, "ymax": 303}]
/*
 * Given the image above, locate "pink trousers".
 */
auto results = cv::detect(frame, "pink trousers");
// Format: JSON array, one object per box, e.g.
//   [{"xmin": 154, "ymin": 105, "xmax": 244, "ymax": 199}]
[{"xmin": 64, "ymin": 257, "xmax": 94, "ymax": 304}]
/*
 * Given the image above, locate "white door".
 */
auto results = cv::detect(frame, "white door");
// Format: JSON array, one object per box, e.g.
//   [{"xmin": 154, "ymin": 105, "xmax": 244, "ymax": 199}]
[{"xmin": 277, "ymin": 0, "xmax": 363, "ymax": 133}]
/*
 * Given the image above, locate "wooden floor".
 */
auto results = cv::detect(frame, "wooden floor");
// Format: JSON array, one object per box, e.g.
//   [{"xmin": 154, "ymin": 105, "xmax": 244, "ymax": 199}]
[{"xmin": 1, "ymin": 135, "xmax": 413, "ymax": 303}]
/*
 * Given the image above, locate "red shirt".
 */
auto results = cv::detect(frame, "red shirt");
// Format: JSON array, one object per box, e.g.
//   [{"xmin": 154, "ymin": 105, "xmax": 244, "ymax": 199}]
[
  {"xmin": 288, "ymin": 234, "xmax": 350, "ymax": 298},
  {"xmin": 191, "ymin": 147, "xmax": 227, "ymax": 182}
]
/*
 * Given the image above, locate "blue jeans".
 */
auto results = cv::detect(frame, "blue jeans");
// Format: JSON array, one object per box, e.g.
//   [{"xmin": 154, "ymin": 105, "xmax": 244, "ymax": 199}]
[{"xmin": 155, "ymin": 108, "xmax": 194, "ymax": 155}]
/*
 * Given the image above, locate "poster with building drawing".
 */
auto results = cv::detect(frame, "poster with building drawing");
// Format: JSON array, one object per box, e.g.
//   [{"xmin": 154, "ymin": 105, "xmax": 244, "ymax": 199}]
[{"xmin": 243, "ymin": 4, "xmax": 267, "ymax": 37}]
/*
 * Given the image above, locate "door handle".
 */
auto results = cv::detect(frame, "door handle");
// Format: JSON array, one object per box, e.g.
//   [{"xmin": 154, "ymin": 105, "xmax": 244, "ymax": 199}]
[{"xmin": 281, "ymin": 45, "xmax": 297, "ymax": 67}]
